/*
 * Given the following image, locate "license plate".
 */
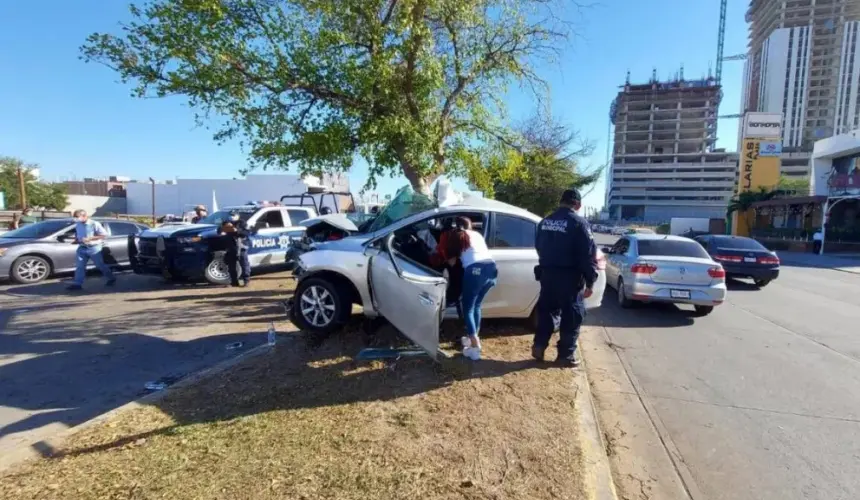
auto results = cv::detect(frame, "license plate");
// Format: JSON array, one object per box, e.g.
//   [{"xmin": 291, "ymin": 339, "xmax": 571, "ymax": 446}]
[
  {"xmin": 744, "ymin": 257, "xmax": 756, "ymax": 263},
  {"xmin": 670, "ymin": 289, "xmax": 691, "ymax": 299}
]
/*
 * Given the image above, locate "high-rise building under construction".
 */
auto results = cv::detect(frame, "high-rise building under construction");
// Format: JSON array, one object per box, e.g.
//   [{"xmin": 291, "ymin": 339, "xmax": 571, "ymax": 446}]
[
  {"xmin": 606, "ymin": 73, "xmax": 738, "ymax": 221},
  {"xmin": 742, "ymin": 0, "xmax": 860, "ymax": 166}
]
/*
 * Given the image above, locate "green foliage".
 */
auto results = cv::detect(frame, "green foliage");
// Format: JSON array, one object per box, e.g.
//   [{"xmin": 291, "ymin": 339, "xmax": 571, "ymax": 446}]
[
  {"xmin": 655, "ymin": 223, "xmax": 670, "ymax": 235},
  {"xmin": 777, "ymin": 175, "xmax": 810, "ymax": 195},
  {"xmin": 726, "ymin": 187, "xmax": 776, "ymax": 215},
  {"xmin": 0, "ymin": 156, "xmax": 69, "ymax": 210},
  {"xmin": 82, "ymin": 0, "xmax": 578, "ymax": 193},
  {"xmin": 462, "ymin": 114, "xmax": 601, "ymax": 216}
]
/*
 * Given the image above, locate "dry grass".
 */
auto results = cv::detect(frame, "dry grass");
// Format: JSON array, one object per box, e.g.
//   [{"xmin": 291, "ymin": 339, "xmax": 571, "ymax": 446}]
[{"xmin": 0, "ymin": 321, "xmax": 587, "ymax": 500}]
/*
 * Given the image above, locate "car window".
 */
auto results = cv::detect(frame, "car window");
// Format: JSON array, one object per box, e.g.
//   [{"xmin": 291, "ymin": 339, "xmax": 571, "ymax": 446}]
[
  {"xmin": 200, "ymin": 210, "xmax": 253, "ymax": 225},
  {"xmin": 712, "ymin": 236, "xmax": 767, "ymax": 251},
  {"xmin": 107, "ymin": 221, "xmax": 141, "ymax": 236},
  {"xmin": 638, "ymin": 239, "xmax": 711, "ymax": 258},
  {"xmin": 286, "ymin": 209, "xmax": 311, "ymax": 226},
  {"xmin": 2, "ymin": 220, "xmax": 71, "ymax": 239},
  {"xmin": 492, "ymin": 214, "xmax": 536, "ymax": 248},
  {"xmin": 613, "ymin": 238, "xmax": 630, "ymax": 255},
  {"xmin": 256, "ymin": 209, "xmax": 285, "ymax": 228}
]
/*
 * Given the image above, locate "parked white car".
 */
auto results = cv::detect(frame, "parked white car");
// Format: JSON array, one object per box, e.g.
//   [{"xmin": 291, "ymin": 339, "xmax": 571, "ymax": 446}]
[{"xmin": 286, "ymin": 183, "xmax": 606, "ymax": 357}]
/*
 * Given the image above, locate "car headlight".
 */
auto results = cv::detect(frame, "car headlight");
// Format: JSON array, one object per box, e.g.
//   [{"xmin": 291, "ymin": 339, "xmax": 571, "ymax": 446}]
[{"xmin": 177, "ymin": 236, "xmax": 203, "ymax": 244}]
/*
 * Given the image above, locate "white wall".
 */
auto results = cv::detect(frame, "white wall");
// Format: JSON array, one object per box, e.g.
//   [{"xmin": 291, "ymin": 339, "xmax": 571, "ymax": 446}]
[
  {"xmin": 811, "ymin": 129, "xmax": 860, "ymax": 196},
  {"xmin": 125, "ymin": 174, "xmax": 345, "ymax": 215},
  {"xmin": 758, "ymin": 26, "xmax": 810, "ymax": 149}
]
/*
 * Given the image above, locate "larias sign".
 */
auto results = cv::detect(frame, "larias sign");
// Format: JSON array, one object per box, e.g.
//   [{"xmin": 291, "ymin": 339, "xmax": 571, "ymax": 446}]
[
  {"xmin": 739, "ymin": 139, "xmax": 780, "ymax": 193},
  {"xmin": 743, "ymin": 112, "xmax": 782, "ymax": 139}
]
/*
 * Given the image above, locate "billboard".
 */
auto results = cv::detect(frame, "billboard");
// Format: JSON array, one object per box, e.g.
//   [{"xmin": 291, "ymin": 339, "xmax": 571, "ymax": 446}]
[
  {"xmin": 743, "ymin": 112, "xmax": 782, "ymax": 139},
  {"xmin": 733, "ymin": 133, "xmax": 782, "ymax": 237},
  {"xmin": 759, "ymin": 141, "xmax": 782, "ymax": 157}
]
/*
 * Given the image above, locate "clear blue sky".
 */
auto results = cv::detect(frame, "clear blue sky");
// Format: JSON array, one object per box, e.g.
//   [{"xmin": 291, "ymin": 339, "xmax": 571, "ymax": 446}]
[{"xmin": 0, "ymin": 0, "xmax": 748, "ymax": 209}]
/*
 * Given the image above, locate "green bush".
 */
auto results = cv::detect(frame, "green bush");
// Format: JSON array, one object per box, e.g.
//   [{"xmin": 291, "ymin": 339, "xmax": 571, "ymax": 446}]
[{"xmin": 655, "ymin": 223, "xmax": 670, "ymax": 235}]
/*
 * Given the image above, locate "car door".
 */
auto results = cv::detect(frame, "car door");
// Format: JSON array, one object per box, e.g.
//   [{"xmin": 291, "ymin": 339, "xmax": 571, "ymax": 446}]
[
  {"xmin": 485, "ymin": 212, "xmax": 540, "ymax": 316},
  {"xmin": 368, "ymin": 235, "xmax": 447, "ymax": 359},
  {"xmin": 48, "ymin": 225, "xmax": 81, "ymax": 272},
  {"xmin": 103, "ymin": 221, "xmax": 143, "ymax": 266},
  {"xmin": 248, "ymin": 208, "xmax": 290, "ymax": 266},
  {"xmin": 606, "ymin": 238, "xmax": 630, "ymax": 285}
]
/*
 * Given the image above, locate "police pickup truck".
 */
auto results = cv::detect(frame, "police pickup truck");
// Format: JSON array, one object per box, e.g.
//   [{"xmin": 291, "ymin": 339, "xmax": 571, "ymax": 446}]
[{"xmin": 130, "ymin": 202, "xmax": 314, "ymax": 285}]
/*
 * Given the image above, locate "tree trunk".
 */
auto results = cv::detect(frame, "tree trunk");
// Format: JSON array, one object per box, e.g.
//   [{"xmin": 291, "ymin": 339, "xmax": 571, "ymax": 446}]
[{"xmin": 395, "ymin": 143, "xmax": 436, "ymax": 195}]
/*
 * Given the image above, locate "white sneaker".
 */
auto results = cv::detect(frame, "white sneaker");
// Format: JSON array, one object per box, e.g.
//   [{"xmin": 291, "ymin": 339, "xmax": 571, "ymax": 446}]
[
  {"xmin": 463, "ymin": 346, "xmax": 482, "ymax": 361},
  {"xmin": 461, "ymin": 336, "xmax": 471, "ymax": 349}
]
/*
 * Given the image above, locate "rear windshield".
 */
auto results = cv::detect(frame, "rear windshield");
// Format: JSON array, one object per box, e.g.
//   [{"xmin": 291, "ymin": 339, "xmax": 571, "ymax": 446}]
[
  {"xmin": 712, "ymin": 236, "xmax": 767, "ymax": 251},
  {"xmin": 638, "ymin": 239, "xmax": 710, "ymax": 259}
]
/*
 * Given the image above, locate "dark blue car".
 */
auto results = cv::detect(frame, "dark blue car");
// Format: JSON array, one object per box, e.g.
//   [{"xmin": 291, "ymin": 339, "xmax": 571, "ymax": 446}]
[{"xmin": 694, "ymin": 235, "xmax": 780, "ymax": 288}]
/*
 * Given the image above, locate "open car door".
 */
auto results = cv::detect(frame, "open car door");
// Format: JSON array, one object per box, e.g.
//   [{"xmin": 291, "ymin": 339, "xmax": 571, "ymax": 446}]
[{"xmin": 369, "ymin": 234, "xmax": 447, "ymax": 359}]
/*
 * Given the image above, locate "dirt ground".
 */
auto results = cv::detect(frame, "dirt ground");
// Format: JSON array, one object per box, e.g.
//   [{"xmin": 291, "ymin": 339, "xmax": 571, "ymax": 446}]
[
  {"xmin": 0, "ymin": 280, "xmax": 588, "ymax": 500},
  {"xmin": 0, "ymin": 270, "xmax": 298, "ymax": 462}
]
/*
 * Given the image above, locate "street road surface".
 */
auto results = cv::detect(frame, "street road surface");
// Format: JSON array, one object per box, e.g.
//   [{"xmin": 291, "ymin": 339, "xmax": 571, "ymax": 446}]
[{"xmin": 589, "ymin": 233, "xmax": 860, "ymax": 500}]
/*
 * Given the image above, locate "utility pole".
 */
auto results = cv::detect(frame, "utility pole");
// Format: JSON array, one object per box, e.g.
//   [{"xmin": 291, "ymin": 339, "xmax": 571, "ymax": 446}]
[
  {"xmin": 148, "ymin": 177, "xmax": 156, "ymax": 226},
  {"xmin": 16, "ymin": 165, "xmax": 27, "ymax": 209}
]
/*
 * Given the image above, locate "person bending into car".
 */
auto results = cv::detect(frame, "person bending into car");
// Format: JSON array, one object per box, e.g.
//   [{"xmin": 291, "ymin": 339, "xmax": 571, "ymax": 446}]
[
  {"xmin": 217, "ymin": 210, "xmax": 252, "ymax": 287},
  {"xmin": 67, "ymin": 209, "xmax": 116, "ymax": 291},
  {"xmin": 446, "ymin": 217, "xmax": 497, "ymax": 361},
  {"xmin": 533, "ymin": 189, "xmax": 598, "ymax": 367},
  {"xmin": 429, "ymin": 219, "xmax": 467, "ymax": 319}
]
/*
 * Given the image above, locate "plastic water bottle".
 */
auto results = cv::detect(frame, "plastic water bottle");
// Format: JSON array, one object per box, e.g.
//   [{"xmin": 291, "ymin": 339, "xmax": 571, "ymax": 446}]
[{"xmin": 267, "ymin": 322, "xmax": 277, "ymax": 346}]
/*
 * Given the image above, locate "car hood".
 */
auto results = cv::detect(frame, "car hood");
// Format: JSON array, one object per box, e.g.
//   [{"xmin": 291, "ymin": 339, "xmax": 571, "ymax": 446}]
[
  {"xmin": 140, "ymin": 224, "xmax": 219, "ymax": 238},
  {"xmin": 312, "ymin": 234, "xmax": 372, "ymax": 252},
  {"xmin": 301, "ymin": 214, "xmax": 359, "ymax": 232},
  {"xmin": 0, "ymin": 237, "xmax": 35, "ymax": 248}
]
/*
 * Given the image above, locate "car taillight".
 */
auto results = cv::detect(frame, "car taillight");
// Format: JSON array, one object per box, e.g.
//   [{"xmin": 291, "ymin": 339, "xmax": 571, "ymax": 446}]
[
  {"xmin": 631, "ymin": 263, "xmax": 657, "ymax": 274},
  {"xmin": 714, "ymin": 254, "xmax": 742, "ymax": 263},
  {"xmin": 758, "ymin": 255, "xmax": 780, "ymax": 265},
  {"xmin": 708, "ymin": 266, "xmax": 726, "ymax": 278}
]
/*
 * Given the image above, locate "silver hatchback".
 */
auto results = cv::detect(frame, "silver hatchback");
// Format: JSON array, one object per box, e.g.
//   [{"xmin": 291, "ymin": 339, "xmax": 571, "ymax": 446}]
[{"xmin": 602, "ymin": 234, "xmax": 727, "ymax": 316}]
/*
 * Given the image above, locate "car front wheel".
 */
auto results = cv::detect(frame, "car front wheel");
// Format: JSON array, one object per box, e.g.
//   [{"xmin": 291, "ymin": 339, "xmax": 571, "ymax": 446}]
[
  {"xmin": 11, "ymin": 255, "xmax": 52, "ymax": 284},
  {"xmin": 204, "ymin": 251, "xmax": 238, "ymax": 285},
  {"xmin": 290, "ymin": 277, "xmax": 348, "ymax": 334}
]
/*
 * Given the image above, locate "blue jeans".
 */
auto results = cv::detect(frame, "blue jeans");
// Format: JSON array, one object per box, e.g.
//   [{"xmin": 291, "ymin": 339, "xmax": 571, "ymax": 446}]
[
  {"xmin": 73, "ymin": 246, "xmax": 114, "ymax": 285},
  {"xmin": 460, "ymin": 261, "xmax": 498, "ymax": 338}
]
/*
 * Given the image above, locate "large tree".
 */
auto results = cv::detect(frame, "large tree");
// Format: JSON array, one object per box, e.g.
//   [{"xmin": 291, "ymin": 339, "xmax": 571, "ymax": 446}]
[
  {"xmin": 0, "ymin": 157, "xmax": 69, "ymax": 211},
  {"xmin": 82, "ymin": 0, "xmax": 580, "ymax": 193},
  {"xmin": 462, "ymin": 114, "xmax": 601, "ymax": 216}
]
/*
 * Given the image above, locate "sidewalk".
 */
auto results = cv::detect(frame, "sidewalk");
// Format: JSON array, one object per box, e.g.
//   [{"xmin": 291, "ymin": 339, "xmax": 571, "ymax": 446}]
[{"xmin": 777, "ymin": 251, "xmax": 860, "ymax": 275}]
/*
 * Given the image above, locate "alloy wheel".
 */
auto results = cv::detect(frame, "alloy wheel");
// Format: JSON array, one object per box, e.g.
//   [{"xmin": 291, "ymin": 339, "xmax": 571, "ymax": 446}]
[
  {"xmin": 16, "ymin": 258, "xmax": 49, "ymax": 283},
  {"xmin": 300, "ymin": 285, "xmax": 336, "ymax": 327}
]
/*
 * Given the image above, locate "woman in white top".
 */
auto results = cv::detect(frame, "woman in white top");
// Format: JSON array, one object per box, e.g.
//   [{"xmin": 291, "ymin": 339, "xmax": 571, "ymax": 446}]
[{"xmin": 446, "ymin": 217, "xmax": 498, "ymax": 360}]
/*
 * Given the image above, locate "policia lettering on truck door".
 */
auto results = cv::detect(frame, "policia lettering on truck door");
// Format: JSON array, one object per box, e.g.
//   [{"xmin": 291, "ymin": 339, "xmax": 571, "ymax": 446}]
[{"xmin": 533, "ymin": 189, "xmax": 598, "ymax": 368}]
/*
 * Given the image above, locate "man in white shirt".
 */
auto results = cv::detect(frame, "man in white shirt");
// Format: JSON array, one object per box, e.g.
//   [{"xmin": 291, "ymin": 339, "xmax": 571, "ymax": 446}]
[
  {"xmin": 813, "ymin": 229, "xmax": 823, "ymax": 254},
  {"xmin": 67, "ymin": 209, "xmax": 116, "ymax": 290}
]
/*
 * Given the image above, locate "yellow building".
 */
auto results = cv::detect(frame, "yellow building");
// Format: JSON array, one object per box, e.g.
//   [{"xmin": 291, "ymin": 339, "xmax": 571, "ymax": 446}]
[{"xmin": 733, "ymin": 112, "xmax": 783, "ymax": 236}]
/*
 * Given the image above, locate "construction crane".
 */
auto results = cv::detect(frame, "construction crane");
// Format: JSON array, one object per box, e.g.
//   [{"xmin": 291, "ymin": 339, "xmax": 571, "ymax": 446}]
[{"xmin": 715, "ymin": 0, "xmax": 727, "ymax": 86}]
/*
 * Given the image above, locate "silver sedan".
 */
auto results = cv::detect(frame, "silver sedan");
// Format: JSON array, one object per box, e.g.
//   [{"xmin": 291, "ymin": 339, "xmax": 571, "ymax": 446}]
[{"xmin": 602, "ymin": 234, "xmax": 727, "ymax": 316}]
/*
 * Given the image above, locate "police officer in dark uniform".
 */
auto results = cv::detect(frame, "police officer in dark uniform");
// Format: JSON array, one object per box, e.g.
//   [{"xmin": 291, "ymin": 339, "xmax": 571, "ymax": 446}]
[
  {"xmin": 217, "ymin": 210, "xmax": 252, "ymax": 287},
  {"xmin": 533, "ymin": 189, "xmax": 598, "ymax": 367}
]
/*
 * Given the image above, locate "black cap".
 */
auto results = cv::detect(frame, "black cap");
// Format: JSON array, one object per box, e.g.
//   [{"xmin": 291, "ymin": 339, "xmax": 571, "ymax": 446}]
[{"xmin": 560, "ymin": 189, "xmax": 581, "ymax": 204}]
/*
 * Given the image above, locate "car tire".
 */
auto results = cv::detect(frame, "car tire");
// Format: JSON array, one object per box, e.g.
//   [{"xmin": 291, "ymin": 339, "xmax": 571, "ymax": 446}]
[
  {"xmin": 204, "ymin": 251, "xmax": 239, "ymax": 285},
  {"xmin": 753, "ymin": 278, "xmax": 771, "ymax": 288},
  {"xmin": 10, "ymin": 255, "xmax": 52, "ymax": 284},
  {"xmin": 617, "ymin": 278, "xmax": 634, "ymax": 308},
  {"xmin": 290, "ymin": 277, "xmax": 349, "ymax": 334},
  {"xmin": 694, "ymin": 305, "xmax": 714, "ymax": 317}
]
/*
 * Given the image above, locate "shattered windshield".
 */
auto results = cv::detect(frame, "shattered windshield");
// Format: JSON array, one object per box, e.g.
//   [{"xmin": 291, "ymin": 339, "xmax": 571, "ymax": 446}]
[{"xmin": 365, "ymin": 186, "xmax": 435, "ymax": 233}]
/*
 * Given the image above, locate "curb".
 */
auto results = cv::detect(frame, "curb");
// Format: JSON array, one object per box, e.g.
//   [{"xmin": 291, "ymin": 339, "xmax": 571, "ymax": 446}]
[
  {"xmin": 0, "ymin": 342, "xmax": 275, "ymax": 475},
  {"xmin": 574, "ymin": 360, "xmax": 619, "ymax": 500},
  {"xmin": 778, "ymin": 256, "xmax": 860, "ymax": 276}
]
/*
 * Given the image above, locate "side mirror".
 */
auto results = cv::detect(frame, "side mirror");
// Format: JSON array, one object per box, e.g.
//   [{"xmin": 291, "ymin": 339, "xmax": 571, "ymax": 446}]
[{"xmin": 601, "ymin": 246, "xmax": 613, "ymax": 254}]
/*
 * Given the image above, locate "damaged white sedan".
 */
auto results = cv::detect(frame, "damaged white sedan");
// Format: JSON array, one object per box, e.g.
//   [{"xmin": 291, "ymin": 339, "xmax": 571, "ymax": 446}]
[{"xmin": 285, "ymin": 181, "xmax": 606, "ymax": 358}]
